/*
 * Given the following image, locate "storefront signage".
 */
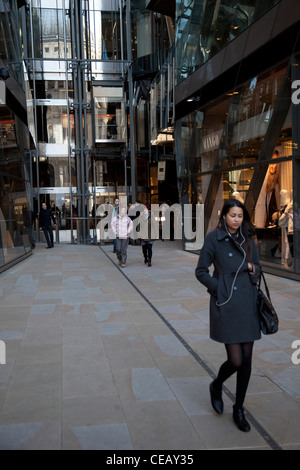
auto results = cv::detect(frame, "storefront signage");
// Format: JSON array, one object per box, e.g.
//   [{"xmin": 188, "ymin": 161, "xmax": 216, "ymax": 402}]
[{"xmin": 201, "ymin": 130, "xmax": 223, "ymax": 153}]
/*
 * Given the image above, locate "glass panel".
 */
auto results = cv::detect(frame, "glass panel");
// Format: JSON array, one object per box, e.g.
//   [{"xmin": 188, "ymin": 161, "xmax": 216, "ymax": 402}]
[
  {"xmin": 0, "ymin": 108, "xmax": 31, "ymax": 268},
  {"xmin": 199, "ymin": 96, "xmax": 230, "ymax": 198},
  {"xmin": 94, "ymin": 87, "xmax": 126, "ymax": 141},
  {"xmin": 36, "ymin": 105, "xmax": 73, "ymax": 144},
  {"xmin": 38, "ymin": 193, "xmax": 73, "ymax": 243},
  {"xmin": 89, "ymin": 10, "xmax": 122, "ymax": 60},
  {"xmin": 132, "ymin": 10, "xmax": 152, "ymax": 58},
  {"xmin": 102, "ymin": 12, "xmax": 122, "ymax": 60},
  {"xmin": 216, "ymin": 65, "xmax": 285, "ymax": 168},
  {"xmin": 175, "ymin": 0, "xmax": 281, "ymax": 84},
  {"xmin": 226, "ymin": 167, "xmax": 254, "ymax": 203},
  {"xmin": 176, "ymin": 56, "xmax": 295, "ymax": 271},
  {"xmin": 255, "ymin": 158, "xmax": 293, "ymax": 269},
  {"xmin": 31, "ymin": 8, "xmax": 71, "ymax": 59},
  {"xmin": 35, "ymin": 80, "xmax": 73, "ymax": 100},
  {"xmin": 253, "ymin": 0, "xmax": 281, "ymax": 21}
]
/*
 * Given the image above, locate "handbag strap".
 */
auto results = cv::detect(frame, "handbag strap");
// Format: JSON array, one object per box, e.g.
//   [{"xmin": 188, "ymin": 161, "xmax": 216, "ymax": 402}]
[{"xmin": 258, "ymin": 271, "xmax": 271, "ymax": 299}]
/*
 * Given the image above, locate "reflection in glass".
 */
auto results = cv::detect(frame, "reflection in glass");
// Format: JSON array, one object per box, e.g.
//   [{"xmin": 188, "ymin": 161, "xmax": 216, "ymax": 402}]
[
  {"xmin": 36, "ymin": 105, "xmax": 74, "ymax": 144},
  {"xmin": 30, "ymin": 8, "xmax": 71, "ymax": 59},
  {"xmin": 216, "ymin": 65, "xmax": 285, "ymax": 168},
  {"xmin": 0, "ymin": 107, "xmax": 31, "ymax": 268},
  {"xmin": 94, "ymin": 87, "xmax": 126, "ymax": 141},
  {"xmin": 175, "ymin": 0, "xmax": 281, "ymax": 84},
  {"xmin": 35, "ymin": 80, "xmax": 73, "ymax": 100},
  {"xmin": 89, "ymin": 10, "xmax": 122, "ymax": 60},
  {"xmin": 175, "ymin": 58, "xmax": 294, "ymax": 270},
  {"xmin": 254, "ymin": 152, "xmax": 293, "ymax": 269}
]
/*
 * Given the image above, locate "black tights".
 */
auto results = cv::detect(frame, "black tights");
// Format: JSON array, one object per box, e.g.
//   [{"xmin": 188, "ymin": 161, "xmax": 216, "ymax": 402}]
[{"xmin": 214, "ymin": 342, "xmax": 254, "ymax": 408}]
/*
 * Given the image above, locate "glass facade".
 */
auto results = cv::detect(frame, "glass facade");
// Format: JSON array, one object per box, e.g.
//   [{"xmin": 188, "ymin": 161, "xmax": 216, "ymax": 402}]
[
  {"xmin": 175, "ymin": 0, "xmax": 300, "ymax": 278},
  {"xmin": 175, "ymin": 0, "xmax": 280, "ymax": 84},
  {"xmin": 22, "ymin": 0, "xmax": 130, "ymax": 244},
  {"xmin": 2, "ymin": 0, "xmax": 299, "ymax": 280},
  {"xmin": 18, "ymin": 0, "xmax": 174, "ymax": 246},
  {"xmin": 0, "ymin": 0, "xmax": 33, "ymax": 272}
]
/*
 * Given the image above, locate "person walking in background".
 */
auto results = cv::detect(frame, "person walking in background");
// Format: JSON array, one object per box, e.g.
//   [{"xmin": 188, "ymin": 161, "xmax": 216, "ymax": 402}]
[
  {"xmin": 195, "ymin": 199, "xmax": 261, "ymax": 432},
  {"xmin": 111, "ymin": 205, "xmax": 133, "ymax": 267},
  {"xmin": 111, "ymin": 198, "xmax": 119, "ymax": 253},
  {"xmin": 39, "ymin": 202, "xmax": 56, "ymax": 249},
  {"xmin": 139, "ymin": 207, "xmax": 158, "ymax": 266}
]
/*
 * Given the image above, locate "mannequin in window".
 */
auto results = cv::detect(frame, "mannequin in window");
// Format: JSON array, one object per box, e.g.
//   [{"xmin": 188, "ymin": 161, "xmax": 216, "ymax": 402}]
[
  {"xmin": 279, "ymin": 199, "xmax": 293, "ymax": 266},
  {"xmin": 254, "ymin": 150, "xmax": 280, "ymax": 229},
  {"xmin": 265, "ymin": 150, "xmax": 280, "ymax": 227},
  {"xmin": 232, "ymin": 191, "xmax": 244, "ymax": 204},
  {"xmin": 254, "ymin": 150, "xmax": 281, "ymax": 258}
]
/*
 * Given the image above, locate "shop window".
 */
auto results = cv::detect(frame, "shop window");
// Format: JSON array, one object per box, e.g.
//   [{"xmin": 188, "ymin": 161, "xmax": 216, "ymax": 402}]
[
  {"xmin": 254, "ymin": 153, "xmax": 293, "ymax": 269},
  {"xmin": 218, "ymin": 66, "xmax": 286, "ymax": 168}
]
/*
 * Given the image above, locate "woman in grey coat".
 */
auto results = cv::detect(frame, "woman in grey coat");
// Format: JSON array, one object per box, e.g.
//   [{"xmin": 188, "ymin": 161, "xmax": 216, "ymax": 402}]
[{"xmin": 195, "ymin": 199, "xmax": 261, "ymax": 432}]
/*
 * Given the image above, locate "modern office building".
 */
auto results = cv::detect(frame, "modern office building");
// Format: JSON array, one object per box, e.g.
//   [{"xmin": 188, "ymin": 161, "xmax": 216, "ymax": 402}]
[
  {"xmin": 19, "ymin": 0, "xmax": 174, "ymax": 248},
  {"xmin": 0, "ymin": 0, "xmax": 33, "ymax": 273},
  {"xmin": 172, "ymin": 0, "xmax": 300, "ymax": 280},
  {"xmin": 1, "ymin": 0, "xmax": 300, "ymax": 281}
]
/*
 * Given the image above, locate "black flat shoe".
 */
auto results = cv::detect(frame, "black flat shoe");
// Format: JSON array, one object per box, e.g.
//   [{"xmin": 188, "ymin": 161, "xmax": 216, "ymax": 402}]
[
  {"xmin": 209, "ymin": 382, "xmax": 223, "ymax": 414},
  {"xmin": 233, "ymin": 405, "xmax": 251, "ymax": 432}
]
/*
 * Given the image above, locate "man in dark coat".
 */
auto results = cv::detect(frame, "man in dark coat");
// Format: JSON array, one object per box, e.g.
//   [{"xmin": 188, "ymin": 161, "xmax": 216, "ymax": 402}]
[{"xmin": 39, "ymin": 203, "xmax": 56, "ymax": 248}]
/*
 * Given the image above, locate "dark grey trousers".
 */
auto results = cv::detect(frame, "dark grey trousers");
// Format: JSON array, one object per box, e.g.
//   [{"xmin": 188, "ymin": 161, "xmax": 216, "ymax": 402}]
[{"xmin": 116, "ymin": 238, "xmax": 129, "ymax": 264}]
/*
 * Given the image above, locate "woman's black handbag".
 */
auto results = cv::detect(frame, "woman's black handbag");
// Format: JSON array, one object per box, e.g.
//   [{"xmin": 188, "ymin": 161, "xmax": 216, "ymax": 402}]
[{"xmin": 257, "ymin": 272, "xmax": 279, "ymax": 335}]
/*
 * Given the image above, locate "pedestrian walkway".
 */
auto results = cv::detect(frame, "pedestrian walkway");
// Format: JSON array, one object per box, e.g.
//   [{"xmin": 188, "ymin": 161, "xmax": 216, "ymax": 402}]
[{"xmin": 0, "ymin": 241, "xmax": 299, "ymax": 450}]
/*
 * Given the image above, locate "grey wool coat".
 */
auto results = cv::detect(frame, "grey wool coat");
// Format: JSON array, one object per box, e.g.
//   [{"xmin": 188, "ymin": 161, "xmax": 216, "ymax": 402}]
[{"xmin": 195, "ymin": 227, "xmax": 261, "ymax": 344}]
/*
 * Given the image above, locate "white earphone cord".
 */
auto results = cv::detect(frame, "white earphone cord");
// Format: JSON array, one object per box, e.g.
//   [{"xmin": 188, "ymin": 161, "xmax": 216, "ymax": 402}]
[{"xmin": 216, "ymin": 222, "xmax": 246, "ymax": 307}]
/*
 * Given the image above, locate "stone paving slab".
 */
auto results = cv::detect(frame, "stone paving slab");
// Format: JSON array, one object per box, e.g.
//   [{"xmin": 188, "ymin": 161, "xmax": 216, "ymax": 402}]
[{"xmin": 0, "ymin": 241, "xmax": 299, "ymax": 450}]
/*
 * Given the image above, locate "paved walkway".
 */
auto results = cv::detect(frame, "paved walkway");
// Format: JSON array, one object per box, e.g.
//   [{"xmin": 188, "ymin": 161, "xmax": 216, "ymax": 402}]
[{"xmin": 0, "ymin": 240, "xmax": 299, "ymax": 450}]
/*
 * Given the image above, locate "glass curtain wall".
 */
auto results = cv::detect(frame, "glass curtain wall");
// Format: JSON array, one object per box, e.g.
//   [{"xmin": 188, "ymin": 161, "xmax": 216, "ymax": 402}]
[
  {"xmin": 175, "ymin": 0, "xmax": 281, "ymax": 84},
  {"xmin": 0, "ymin": 107, "xmax": 32, "ymax": 271},
  {"xmin": 0, "ymin": 0, "xmax": 33, "ymax": 272},
  {"xmin": 176, "ymin": 59, "xmax": 298, "ymax": 274},
  {"xmin": 23, "ymin": 0, "xmax": 127, "ymax": 244}
]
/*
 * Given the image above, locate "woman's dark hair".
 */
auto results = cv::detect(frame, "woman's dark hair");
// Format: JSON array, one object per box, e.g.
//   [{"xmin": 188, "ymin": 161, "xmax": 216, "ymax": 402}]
[{"xmin": 219, "ymin": 199, "xmax": 255, "ymax": 259}]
